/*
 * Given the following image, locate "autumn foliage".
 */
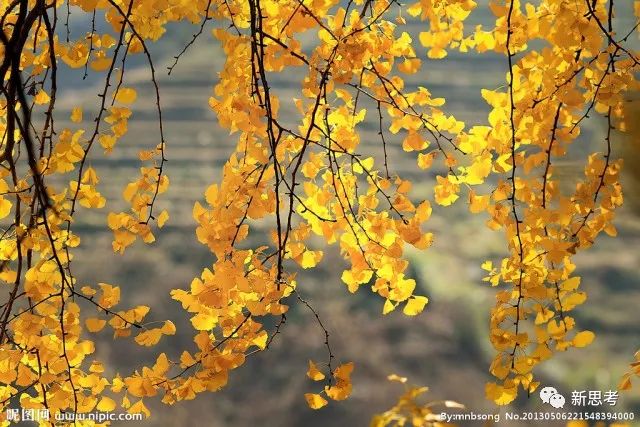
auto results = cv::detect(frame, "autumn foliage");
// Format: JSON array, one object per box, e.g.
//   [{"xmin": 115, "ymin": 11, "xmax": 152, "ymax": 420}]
[{"xmin": 0, "ymin": 0, "xmax": 639, "ymax": 423}]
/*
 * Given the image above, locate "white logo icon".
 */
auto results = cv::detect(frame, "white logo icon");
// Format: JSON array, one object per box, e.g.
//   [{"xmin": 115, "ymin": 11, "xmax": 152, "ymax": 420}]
[
  {"xmin": 540, "ymin": 386, "xmax": 558, "ymax": 403},
  {"xmin": 540, "ymin": 386, "xmax": 565, "ymax": 408},
  {"xmin": 549, "ymin": 393, "xmax": 565, "ymax": 408}
]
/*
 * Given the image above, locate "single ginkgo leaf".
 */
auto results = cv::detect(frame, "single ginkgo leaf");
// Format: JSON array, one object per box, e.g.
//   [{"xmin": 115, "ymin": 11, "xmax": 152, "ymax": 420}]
[
  {"xmin": 573, "ymin": 331, "xmax": 595, "ymax": 348},
  {"xmin": 304, "ymin": 393, "xmax": 328, "ymax": 410},
  {"xmin": 115, "ymin": 88, "xmax": 137, "ymax": 104},
  {"xmin": 403, "ymin": 296, "xmax": 429, "ymax": 316},
  {"xmin": 307, "ymin": 360, "xmax": 325, "ymax": 381},
  {"xmin": 86, "ymin": 318, "xmax": 106, "ymax": 333},
  {"xmin": 135, "ymin": 329, "xmax": 162, "ymax": 346}
]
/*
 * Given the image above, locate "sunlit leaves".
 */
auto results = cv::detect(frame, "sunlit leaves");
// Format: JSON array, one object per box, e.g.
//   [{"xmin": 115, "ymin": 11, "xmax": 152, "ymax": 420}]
[
  {"xmin": 33, "ymin": 90, "xmax": 50, "ymax": 105},
  {"xmin": 60, "ymin": 40, "xmax": 89, "ymax": 68},
  {"xmin": 468, "ymin": 0, "xmax": 633, "ymax": 404},
  {"xmin": 97, "ymin": 397, "xmax": 117, "ymax": 412},
  {"xmin": 304, "ymin": 362, "xmax": 354, "ymax": 409},
  {"xmin": 114, "ymin": 88, "xmax": 138, "ymax": 104},
  {"xmin": 71, "ymin": 107, "xmax": 83, "ymax": 123},
  {"xmin": 620, "ymin": 349, "xmax": 640, "ymax": 391},
  {"xmin": 307, "ymin": 361, "xmax": 325, "ymax": 381},
  {"xmin": 0, "ymin": 0, "xmax": 636, "ymax": 419},
  {"xmin": 98, "ymin": 283, "xmax": 120, "ymax": 309},
  {"xmin": 0, "ymin": 198, "xmax": 12, "ymax": 220},
  {"xmin": 372, "ymin": 376, "xmax": 463, "ymax": 426},
  {"xmin": 403, "ymin": 296, "xmax": 429, "ymax": 316},
  {"xmin": 86, "ymin": 318, "xmax": 107, "ymax": 333},
  {"xmin": 485, "ymin": 381, "xmax": 517, "ymax": 406},
  {"xmin": 134, "ymin": 321, "xmax": 176, "ymax": 347},
  {"xmin": 573, "ymin": 331, "xmax": 595, "ymax": 348},
  {"xmin": 157, "ymin": 210, "xmax": 169, "ymax": 228},
  {"xmin": 304, "ymin": 393, "xmax": 328, "ymax": 410}
]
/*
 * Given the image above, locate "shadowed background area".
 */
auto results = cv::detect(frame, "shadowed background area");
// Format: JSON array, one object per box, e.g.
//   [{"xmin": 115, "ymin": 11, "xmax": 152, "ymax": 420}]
[{"xmin": 51, "ymin": 3, "xmax": 640, "ymax": 425}]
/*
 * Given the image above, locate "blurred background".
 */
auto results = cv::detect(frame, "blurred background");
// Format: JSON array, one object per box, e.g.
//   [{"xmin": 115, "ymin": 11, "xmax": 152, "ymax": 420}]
[{"xmin": 51, "ymin": 2, "xmax": 640, "ymax": 425}]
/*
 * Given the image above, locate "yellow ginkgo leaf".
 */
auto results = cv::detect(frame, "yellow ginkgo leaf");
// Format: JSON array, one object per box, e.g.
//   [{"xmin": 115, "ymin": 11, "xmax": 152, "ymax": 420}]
[
  {"xmin": 115, "ymin": 88, "xmax": 137, "ymax": 104},
  {"xmin": 85, "ymin": 318, "xmax": 106, "ymax": 333},
  {"xmin": 90, "ymin": 57, "xmax": 112, "ymax": 71},
  {"xmin": 573, "ymin": 331, "xmax": 595, "ymax": 348},
  {"xmin": 157, "ymin": 210, "xmax": 169, "ymax": 228},
  {"xmin": 190, "ymin": 313, "xmax": 216, "ymax": 331},
  {"xmin": 325, "ymin": 362, "xmax": 353, "ymax": 401},
  {"xmin": 134, "ymin": 329, "xmax": 163, "ymax": 346},
  {"xmin": 0, "ymin": 198, "xmax": 12, "ymax": 220},
  {"xmin": 80, "ymin": 286, "xmax": 96, "ymax": 296},
  {"xmin": 402, "ymin": 296, "xmax": 429, "ymax": 316},
  {"xmin": 304, "ymin": 393, "xmax": 328, "ymax": 410},
  {"xmin": 469, "ymin": 190, "xmax": 490, "ymax": 213},
  {"xmin": 128, "ymin": 399, "xmax": 151, "ymax": 418},
  {"xmin": 299, "ymin": 250, "xmax": 323, "ymax": 269},
  {"xmin": 485, "ymin": 382, "xmax": 517, "ymax": 405},
  {"xmin": 382, "ymin": 299, "xmax": 396, "ymax": 315},
  {"xmin": 619, "ymin": 374, "xmax": 632, "ymax": 391},
  {"xmin": 252, "ymin": 330, "xmax": 268, "ymax": 350},
  {"xmin": 307, "ymin": 360, "xmax": 325, "ymax": 381},
  {"xmin": 98, "ymin": 283, "xmax": 120, "ymax": 308},
  {"xmin": 99, "ymin": 134, "xmax": 117, "ymax": 152},
  {"xmin": 160, "ymin": 320, "xmax": 176, "ymax": 335},
  {"xmin": 97, "ymin": 397, "xmax": 116, "ymax": 412},
  {"xmin": 417, "ymin": 152, "xmax": 436, "ymax": 170},
  {"xmin": 71, "ymin": 107, "xmax": 83, "ymax": 123},
  {"xmin": 34, "ymin": 90, "xmax": 50, "ymax": 105},
  {"xmin": 387, "ymin": 374, "xmax": 407, "ymax": 383}
]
